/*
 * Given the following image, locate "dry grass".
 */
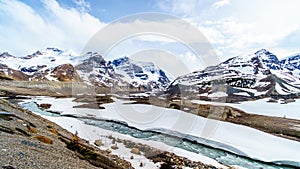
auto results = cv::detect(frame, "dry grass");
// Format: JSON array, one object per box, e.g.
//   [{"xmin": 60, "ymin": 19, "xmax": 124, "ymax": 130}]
[
  {"xmin": 34, "ymin": 135, "xmax": 53, "ymax": 144},
  {"xmin": 48, "ymin": 128, "xmax": 58, "ymax": 135},
  {"xmin": 27, "ymin": 125, "xmax": 37, "ymax": 133}
]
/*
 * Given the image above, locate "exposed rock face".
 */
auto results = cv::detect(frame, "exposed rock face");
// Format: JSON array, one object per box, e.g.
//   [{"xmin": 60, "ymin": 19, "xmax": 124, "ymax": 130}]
[
  {"xmin": 0, "ymin": 63, "xmax": 30, "ymax": 81},
  {"xmin": 51, "ymin": 64, "xmax": 81, "ymax": 82},
  {"xmin": 75, "ymin": 52, "xmax": 118, "ymax": 87}
]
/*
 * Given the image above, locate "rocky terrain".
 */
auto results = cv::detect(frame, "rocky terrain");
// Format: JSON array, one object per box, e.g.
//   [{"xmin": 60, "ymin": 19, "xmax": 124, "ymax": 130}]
[
  {"xmin": 0, "ymin": 98, "xmax": 134, "ymax": 169},
  {"xmin": 0, "ymin": 95, "xmax": 224, "ymax": 169}
]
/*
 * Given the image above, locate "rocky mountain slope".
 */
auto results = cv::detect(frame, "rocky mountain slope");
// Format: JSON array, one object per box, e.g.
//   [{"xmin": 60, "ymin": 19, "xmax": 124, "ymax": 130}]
[
  {"xmin": 110, "ymin": 56, "xmax": 170, "ymax": 90},
  {"xmin": 0, "ymin": 48, "xmax": 81, "ymax": 82},
  {"xmin": 0, "ymin": 48, "xmax": 170, "ymax": 91},
  {"xmin": 280, "ymin": 53, "xmax": 300, "ymax": 77},
  {"xmin": 168, "ymin": 49, "xmax": 300, "ymax": 101}
]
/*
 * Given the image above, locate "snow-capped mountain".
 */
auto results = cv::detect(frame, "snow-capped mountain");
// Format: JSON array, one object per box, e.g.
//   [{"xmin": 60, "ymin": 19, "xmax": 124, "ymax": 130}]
[
  {"xmin": 0, "ymin": 48, "xmax": 171, "ymax": 91},
  {"xmin": 280, "ymin": 53, "xmax": 300, "ymax": 77},
  {"xmin": 0, "ymin": 48, "xmax": 81, "ymax": 82},
  {"xmin": 109, "ymin": 56, "xmax": 170, "ymax": 90},
  {"xmin": 75, "ymin": 52, "xmax": 122, "ymax": 87},
  {"xmin": 220, "ymin": 49, "xmax": 282, "ymax": 75},
  {"xmin": 76, "ymin": 55, "xmax": 170, "ymax": 90},
  {"xmin": 168, "ymin": 49, "xmax": 300, "ymax": 101},
  {"xmin": 2, "ymin": 47, "xmax": 300, "ymax": 95}
]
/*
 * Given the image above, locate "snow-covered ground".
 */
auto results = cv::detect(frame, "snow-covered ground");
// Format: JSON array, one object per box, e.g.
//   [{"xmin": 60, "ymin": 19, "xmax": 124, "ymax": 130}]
[
  {"xmin": 229, "ymin": 98, "xmax": 300, "ymax": 120},
  {"xmin": 42, "ymin": 116, "xmax": 160, "ymax": 169},
  {"xmin": 24, "ymin": 97, "xmax": 300, "ymax": 167},
  {"xmin": 191, "ymin": 98, "xmax": 300, "ymax": 120},
  {"xmin": 41, "ymin": 115, "xmax": 225, "ymax": 169},
  {"xmin": 21, "ymin": 97, "xmax": 226, "ymax": 168}
]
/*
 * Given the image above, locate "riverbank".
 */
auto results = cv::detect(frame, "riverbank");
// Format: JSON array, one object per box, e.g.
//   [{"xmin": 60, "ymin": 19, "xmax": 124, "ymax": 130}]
[
  {"xmin": 20, "ymin": 96, "xmax": 300, "ymax": 168},
  {"xmin": 0, "ymin": 98, "xmax": 132, "ymax": 169},
  {"xmin": 0, "ymin": 97, "xmax": 225, "ymax": 169},
  {"xmin": 1, "ymin": 83, "xmax": 300, "ymax": 168}
]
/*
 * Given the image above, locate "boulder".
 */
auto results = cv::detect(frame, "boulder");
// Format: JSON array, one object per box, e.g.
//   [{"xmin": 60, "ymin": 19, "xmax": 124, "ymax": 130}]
[
  {"xmin": 39, "ymin": 103, "xmax": 52, "ymax": 109},
  {"xmin": 111, "ymin": 145, "xmax": 118, "ymax": 150},
  {"xmin": 130, "ymin": 148, "xmax": 140, "ymax": 155},
  {"xmin": 94, "ymin": 139, "xmax": 103, "ymax": 147}
]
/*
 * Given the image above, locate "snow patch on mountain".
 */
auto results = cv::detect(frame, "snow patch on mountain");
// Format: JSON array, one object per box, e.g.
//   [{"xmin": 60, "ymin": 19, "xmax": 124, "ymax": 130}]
[
  {"xmin": 280, "ymin": 53, "xmax": 300, "ymax": 78},
  {"xmin": 0, "ymin": 48, "xmax": 82, "ymax": 81},
  {"xmin": 0, "ymin": 48, "xmax": 171, "ymax": 90},
  {"xmin": 168, "ymin": 49, "xmax": 300, "ymax": 99},
  {"xmin": 0, "ymin": 48, "xmax": 79, "ymax": 70},
  {"xmin": 110, "ymin": 56, "xmax": 170, "ymax": 90}
]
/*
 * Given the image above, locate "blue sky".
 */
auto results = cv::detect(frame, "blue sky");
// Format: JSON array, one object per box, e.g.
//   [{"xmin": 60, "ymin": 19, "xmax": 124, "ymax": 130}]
[
  {"xmin": 19, "ymin": 0, "xmax": 162, "ymax": 22},
  {"xmin": 1, "ymin": 0, "xmax": 300, "ymax": 74},
  {"xmin": 56, "ymin": 0, "xmax": 161, "ymax": 22}
]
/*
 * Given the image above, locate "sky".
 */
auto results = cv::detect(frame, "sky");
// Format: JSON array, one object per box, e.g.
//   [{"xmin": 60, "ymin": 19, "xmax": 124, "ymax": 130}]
[{"xmin": 0, "ymin": 0, "xmax": 300, "ymax": 75}]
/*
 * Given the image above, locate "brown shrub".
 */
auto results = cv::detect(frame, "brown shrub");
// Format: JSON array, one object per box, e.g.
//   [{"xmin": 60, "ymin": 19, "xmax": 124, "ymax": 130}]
[
  {"xmin": 34, "ymin": 135, "xmax": 53, "ymax": 144},
  {"xmin": 27, "ymin": 126, "xmax": 37, "ymax": 133},
  {"xmin": 48, "ymin": 128, "xmax": 58, "ymax": 135}
]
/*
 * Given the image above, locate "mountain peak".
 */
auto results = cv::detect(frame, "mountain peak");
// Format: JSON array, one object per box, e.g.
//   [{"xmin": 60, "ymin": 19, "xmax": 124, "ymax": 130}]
[
  {"xmin": 254, "ymin": 49, "xmax": 281, "ymax": 70},
  {"xmin": 255, "ymin": 49, "xmax": 278, "ymax": 61},
  {"xmin": 32, "ymin": 47, "xmax": 79, "ymax": 56},
  {"xmin": 0, "ymin": 52, "xmax": 14, "ymax": 58},
  {"xmin": 111, "ymin": 56, "xmax": 130, "ymax": 67},
  {"xmin": 255, "ymin": 48, "xmax": 268, "ymax": 54},
  {"xmin": 221, "ymin": 49, "xmax": 281, "ymax": 74},
  {"xmin": 280, "ymin": 53, "xmax": 300, "ymax": 71},
  {"xmin": 45, "ymin": 47, "xmax": 63, "ymax": 53}
]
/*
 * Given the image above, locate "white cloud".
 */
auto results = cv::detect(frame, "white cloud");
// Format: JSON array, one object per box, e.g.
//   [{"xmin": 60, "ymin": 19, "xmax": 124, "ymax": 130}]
[
  {"xmin": 158, "ymin": 0, "xmax": 300, "ymax": 58},
  {"xmin": 73, "ymin": 0, "xmax": 90, "ymax": 13},
  {"xmin": 156, "ymin": 0, "xmax": 199, "ymax": 16},
  {"xmin": 212, "ymin": 0, "xmax": 230, "ymax": 9},
  {"xmin": 197, "ymin": 25, "xmax": 225, "ymax": 44},
  {"xmin": 180, "ymin": 51, "xmax": 196, "ymax": 62},
  {"xmin": 0, "ymin": 0, "xmax": 105, "ymax": 56},
  {"xmin": 136, "ymin": 34, "xmax": 177, "ymax": 43}
]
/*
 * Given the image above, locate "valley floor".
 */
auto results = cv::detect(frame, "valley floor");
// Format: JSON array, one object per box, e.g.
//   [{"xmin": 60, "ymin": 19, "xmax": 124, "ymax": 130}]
[
  {"xmin": 22, "ymin": 96, "xmax": 300, "ymax": 168},
  {"xmin": 1, "ymin": 83, "xmax": 300, "ymax": 168}
]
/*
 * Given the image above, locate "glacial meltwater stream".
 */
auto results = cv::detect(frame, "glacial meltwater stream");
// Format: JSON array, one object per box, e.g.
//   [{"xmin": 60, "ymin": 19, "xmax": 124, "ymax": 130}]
[{"xmin": 21, "ymin": 100, "xmax": 296, "ymax": 169}]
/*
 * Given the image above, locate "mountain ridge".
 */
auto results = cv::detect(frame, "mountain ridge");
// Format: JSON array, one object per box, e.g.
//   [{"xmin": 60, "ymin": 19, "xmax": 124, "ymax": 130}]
[
  {"xmin": 0, "ymin": 48, "xmax": 171, "ymax": 91},
  {"xmin": 167, "ymin": 49, "xmax": 300, "ymax": 101},
  {"xmin": 1, "ymin": 48, "xmax": 300, "ymax": 98}
]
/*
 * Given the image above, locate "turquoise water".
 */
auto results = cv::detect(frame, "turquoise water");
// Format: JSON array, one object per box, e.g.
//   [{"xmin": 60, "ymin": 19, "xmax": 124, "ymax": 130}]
[
  {"xmin": 81, "ymin": 119, "xmax": 293, "ymax": 169},
  {"xmin": 21, "ymin": 101, "xmax": 296, "ymax": 169},
  {"xmin": 21, "ymin": 102, "xmax": 60, "ymax": 117}
]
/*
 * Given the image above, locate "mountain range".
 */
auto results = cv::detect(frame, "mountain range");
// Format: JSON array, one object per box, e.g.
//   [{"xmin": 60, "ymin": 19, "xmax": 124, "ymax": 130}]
[
  {"xmin": 168, "ymin": 49, "xmax": 300, "ymax": 101},
  {"xmin": 0, "ymin": 48, "xmax": 170, "ymax": 91},
  {"xmin": 1, "ymin": 48, "xmax": 300, "ymax": 100}
]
